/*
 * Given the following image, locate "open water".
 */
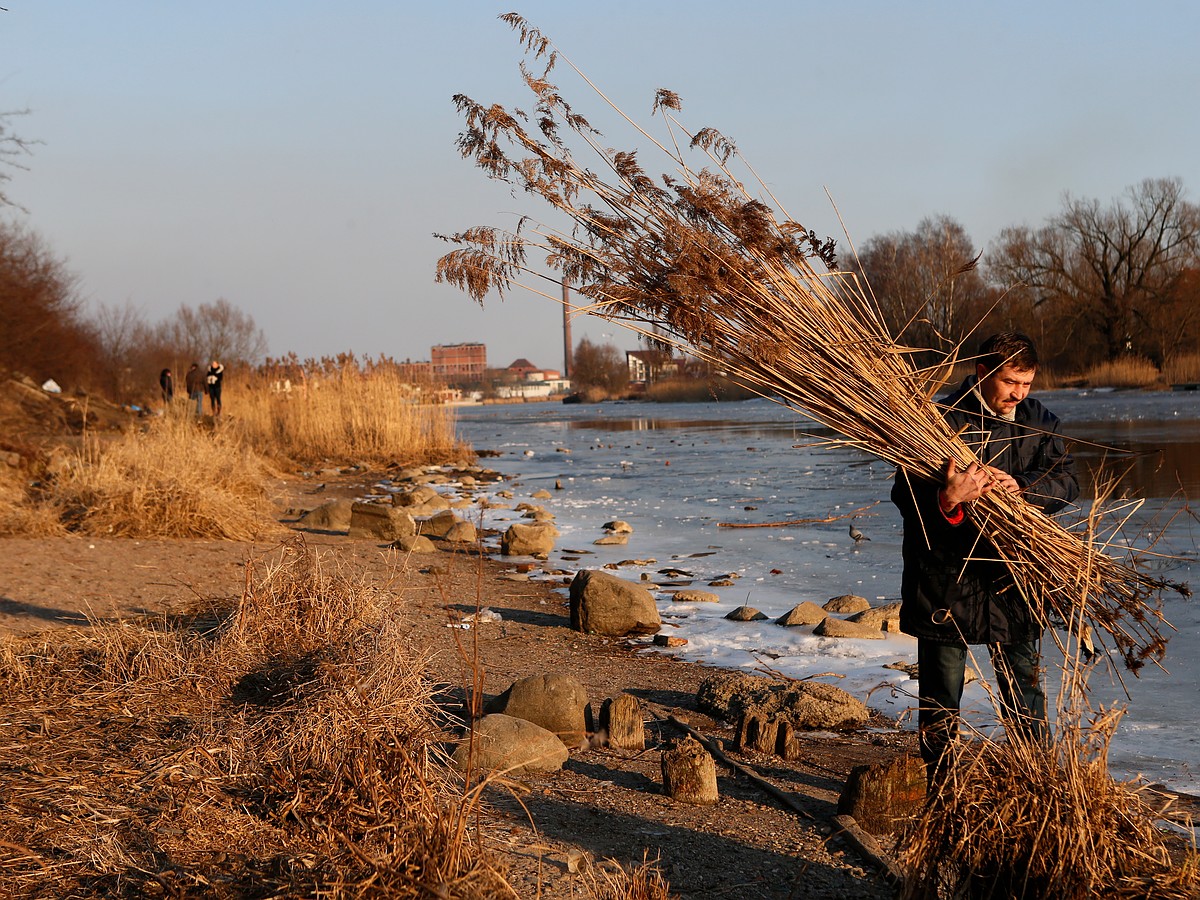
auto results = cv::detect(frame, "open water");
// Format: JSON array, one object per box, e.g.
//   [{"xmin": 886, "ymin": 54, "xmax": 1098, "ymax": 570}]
[{"xmin": 453, "ymin": 389, "xmax": 1200, "ymax": 795}]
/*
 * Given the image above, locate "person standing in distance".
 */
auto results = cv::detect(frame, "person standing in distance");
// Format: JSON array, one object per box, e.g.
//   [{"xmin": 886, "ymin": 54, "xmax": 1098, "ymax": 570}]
[
  {"xmin": 891, "ymin": 332, "xmax": 1079, "ymax": 785},
  {"xmin": 206, "ymin": 360, "xmax": 224, "ymax": 416},
  {"xmin": 185, "ymin": 362, "xmax": 204, "ymax": 417}
]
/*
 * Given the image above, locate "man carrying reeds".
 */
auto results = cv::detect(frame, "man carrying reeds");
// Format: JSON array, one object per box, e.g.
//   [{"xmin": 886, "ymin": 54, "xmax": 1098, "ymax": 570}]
[{"xmin": 891, "ymin": 332, "xmax": 1079, "ymax": 785}]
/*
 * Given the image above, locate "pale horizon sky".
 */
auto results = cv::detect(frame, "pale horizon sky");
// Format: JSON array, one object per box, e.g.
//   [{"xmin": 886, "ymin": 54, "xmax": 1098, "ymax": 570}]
[{"xmin": 2, "ymin": 2, "xmax": 1198, "ymax": 371}]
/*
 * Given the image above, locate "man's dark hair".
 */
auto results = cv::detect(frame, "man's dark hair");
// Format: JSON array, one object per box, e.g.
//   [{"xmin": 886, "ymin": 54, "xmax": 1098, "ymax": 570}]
[{"xmin": 979, "ymin": 332, "xmax": 1038, "ymax": 373}]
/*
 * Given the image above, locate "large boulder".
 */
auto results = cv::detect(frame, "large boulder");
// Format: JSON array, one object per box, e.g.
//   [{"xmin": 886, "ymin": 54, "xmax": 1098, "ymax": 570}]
[
  {"xmin": 823, "ymin": 594, "xmax": 872, "ymax": 614},
  {"xmin": 569, "ymin": 569, "xmax": 661, "ymax": 637},
  {"xmin": 776, "ymin": 601, "xmax": 828, "ymax": 626},
  {"xmin": 451, "ymin": 714, "xmax": 569, "ymax": 774},
  {"xmin": 501, "ymin": 522, "xmax": 559, "ymax": 557},
  {"xmin": 847, "ymin": 602, "xmax": 902, "ymax": 631},
  {"xmin": 485, "ymin": 673, "xmax": 590, "ymax": 746},
  {"xmin": 697, "ymin": 671, "xmax": 869, "ymax": 730},
  {"xmin": 298, "ymin": 499, "xmax": 354, "ymax": 532},
  {"xmin": 813, "ymin": 617, "xmax": 886, "ymax": 640},
  {"xmin": 414, "ymin": 509, "xmax": 461, "ymax": 540},
  {"xmin": 348, "ymin": 502, "xmax": 416, "ymax": 541}
]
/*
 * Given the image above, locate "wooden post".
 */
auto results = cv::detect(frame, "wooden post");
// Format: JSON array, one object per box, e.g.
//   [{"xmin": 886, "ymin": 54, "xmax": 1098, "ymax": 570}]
[
  {"xmin": 599, "ymin": 693, "xmax": 645, "ymax": 750},
  {"xmin": 776, "ymin": 721, "xmax": 804, "ymax": 760},
  {"xmin": 838, "ymin": 755, "xmax": 927, "ymax": 834},
  {"xmin": 736, "ymin": 710, "xmax": 778, "ymax": 755},
  {"xmin": 661, "ymin": 735, "xmax": 718, "ymax": 804}
]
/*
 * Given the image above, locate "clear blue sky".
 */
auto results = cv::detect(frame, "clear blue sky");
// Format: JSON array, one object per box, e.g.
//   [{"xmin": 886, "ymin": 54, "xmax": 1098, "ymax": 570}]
[{"xmin": 2, "ymin": 2, "xmax": 1197, "ymax": 370}]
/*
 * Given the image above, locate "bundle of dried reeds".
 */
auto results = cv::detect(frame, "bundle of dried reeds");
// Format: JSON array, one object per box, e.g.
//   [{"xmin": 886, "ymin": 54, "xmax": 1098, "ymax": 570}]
[
  {"xmin": 436, "ymin": 14, "xmax": 1185, "ymax": 671},
  {"xmin": 900, "ymin": 704, "xmax": 1199, "ymax": 898}
]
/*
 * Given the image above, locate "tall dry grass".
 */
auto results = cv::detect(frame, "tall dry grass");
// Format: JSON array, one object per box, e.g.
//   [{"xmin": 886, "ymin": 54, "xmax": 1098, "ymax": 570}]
[
  {"xmin": 1081, "ymin": 356, "xmax": 1162, "ymax": 389},
  {"xmin": 900, "ymin": 698, "xmax": 1198, "ymax": 898},
  {"xmin": 0, "ymin": 538, "xmax": 514, "ymax": 898},
  {"xmin": 229, "ymin": 360, "xmax": 468, "ymax": 466},
  {"xmin": 1163, "ymin": 352, "xmax": 1200, "ymax": 384},
  {"xmin": 0, "ymin": 462, "xmax": 64, "ymax": 535},
  {"xmin": 45, "ymin": 409, "xmax": 280, "ymax": 539}
]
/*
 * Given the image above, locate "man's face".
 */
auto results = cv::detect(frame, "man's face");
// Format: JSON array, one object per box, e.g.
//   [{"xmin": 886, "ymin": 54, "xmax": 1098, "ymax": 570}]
[{"xmin": 977, "ymin": 363, "xmax": 1035, "ymax": 416}]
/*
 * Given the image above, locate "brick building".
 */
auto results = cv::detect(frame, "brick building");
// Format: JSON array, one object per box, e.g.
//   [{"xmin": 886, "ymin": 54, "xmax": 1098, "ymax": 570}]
[{"xmin": 431, "ymin": 342, "xmax": 487, "ymax": 379}]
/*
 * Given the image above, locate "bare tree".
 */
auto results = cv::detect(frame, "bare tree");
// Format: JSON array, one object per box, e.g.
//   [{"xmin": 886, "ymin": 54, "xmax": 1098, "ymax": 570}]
[
  {"xmin": 164, "ymin": 297, "xmax": 268, "ymax": 366},
  {"xmin": 571, "ymin": 336, "xmax": 626, "ymax": 393},
  {"xmin": 850, "ymin": 215, "xmax": 995, "ymax": 357},
  {"xmin": 0, "ymin": 222, "xmax": 100, "ymax": 387},
  {"xmin": 988, "ymin": 178, "xmax": 1200, "ymax": 364},
  {"xmin": 0, "ymin": 109, "xmax": 34, "ymax": 211}
]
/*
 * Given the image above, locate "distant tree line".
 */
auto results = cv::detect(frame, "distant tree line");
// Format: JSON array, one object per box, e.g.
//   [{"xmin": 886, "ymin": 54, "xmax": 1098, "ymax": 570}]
[
  {"xmin": 0, "ymin": 218, "xmax": 266, "ymax": 404},
  {"xmin": 848, "ymin": 177, "xmax": 1200, "ymax": 371}
]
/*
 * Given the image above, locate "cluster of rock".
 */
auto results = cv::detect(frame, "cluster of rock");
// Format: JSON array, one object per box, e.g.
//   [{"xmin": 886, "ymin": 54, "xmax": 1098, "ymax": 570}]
[
  {"xmin": 293, "ymin": 458, "xmax": 927, "ymax": 833},
  {"xmin": 722, "ymin": 594, "xmax": 903, "ymax": 640}
]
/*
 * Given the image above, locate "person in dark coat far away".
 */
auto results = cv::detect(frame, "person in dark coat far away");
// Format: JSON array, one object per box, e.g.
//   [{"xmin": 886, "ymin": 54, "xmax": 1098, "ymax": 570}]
[
  {"xmin": 206, "ymin": 360, "xmax": 224, "ymax": 416},
  {"xmin": 159, "ymin": 368, "xmax": 174, "ymax": 405},
  {"xmin": 891, "ymin": 331, "xmax": 1079, "ymax": 784},
  {"xmin": 185, "ymin": 362, "xmax": 204, "ymax": 416}
]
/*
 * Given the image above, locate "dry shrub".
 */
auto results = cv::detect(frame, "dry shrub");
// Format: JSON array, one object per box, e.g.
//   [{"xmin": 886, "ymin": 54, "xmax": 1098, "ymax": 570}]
[
  {"xmin": 48, "ymin": 409, "xmax": 280, "ymax": 539},
  {"xmin": 1082, "ymin": 356, "xmax": 1162, "ymax": 389},
  {"xmin": 0, "ymin": 538, "xmax": 513, "ymax": 898},
  {"xmin": 230, "ymin": 361, "xmax": 469, "ymax": 466},
  {"xmin": 1163, "ymin": 352, "xmax": 1200, "ymax": 384}
]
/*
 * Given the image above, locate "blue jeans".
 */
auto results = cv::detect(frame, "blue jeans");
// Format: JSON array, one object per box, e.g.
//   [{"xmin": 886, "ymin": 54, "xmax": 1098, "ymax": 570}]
[
  {"xmin": 917, "ymin": 638, "xmax": 1046, "ymax": 783},
  {"xmin": 190, "ymin": 391, "xmax": 203, "ymax": 416}
]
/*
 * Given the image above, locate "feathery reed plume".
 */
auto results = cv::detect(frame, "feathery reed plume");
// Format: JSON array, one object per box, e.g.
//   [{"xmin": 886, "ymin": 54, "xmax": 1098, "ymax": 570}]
[{"xmin": 436, "ymin": 13, "xmax": 1186, "ymax": 671}]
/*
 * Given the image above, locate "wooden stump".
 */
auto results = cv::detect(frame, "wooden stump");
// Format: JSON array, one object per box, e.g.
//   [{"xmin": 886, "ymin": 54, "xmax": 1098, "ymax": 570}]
[
  {"xmin": 661, "ymin": 736, "xmax": 718, "ymax": 805},
  {"xmin": 776, "ymin": 721, "xmax": 803, "ymax": 760},
  {"xmin": 736, "ymin": 710, "xmax": 779, "ymax": 755},
  {"xmin": 838, "ymin": 754, "xmax": 927, "ymax": 834},
  {"xmin": 599, "ymin": 693, "xmax": 645, "ymax": 750}
]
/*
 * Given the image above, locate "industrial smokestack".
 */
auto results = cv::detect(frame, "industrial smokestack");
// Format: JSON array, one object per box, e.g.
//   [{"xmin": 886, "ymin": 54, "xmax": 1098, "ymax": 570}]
[{"xmin": 562, "ymin": 278, "xmax": 572, "ymax": 379}]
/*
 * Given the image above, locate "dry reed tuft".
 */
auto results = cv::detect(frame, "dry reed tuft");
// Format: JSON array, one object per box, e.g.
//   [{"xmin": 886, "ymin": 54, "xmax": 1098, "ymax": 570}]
[
  {"xmin": 1081, "ymin": 356, "xmax": 1162, "ymax": 389},
  {"xmin": 582, "ymin": 852, "xmax": 677, "ymax": 899},
  {"xmin": 899, "ymin": 707, "xmax": 1198, "ymax": 898},
  {"xmin": 0, "ymin": 461, "xmax": 64, "ymax": 536},
  {"xmin": 45, "ymin": 409, "xmax": 280, "ymax": 540},
  {"xmin": 229, "ymin": 357, "xmax": 469, "ymax": 467},
  {"xmin": 0, "ymin": 537, "xmax": 513, "ymax": 898},
  {"xmin": 1163, "ymin": 352, "xmax": 1200, "ymax": 384},
  {"xmin": 436, "ymin": 14, "xmax": 1186, "ymax": 673}
]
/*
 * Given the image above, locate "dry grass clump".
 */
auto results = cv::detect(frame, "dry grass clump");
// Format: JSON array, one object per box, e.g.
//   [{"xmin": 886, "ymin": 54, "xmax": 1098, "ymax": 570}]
[
  {"xmin": 230, "ymin": 355, "xmax": 469, "ymax": 466},
  {"xmin": 46, "ymin": 410, "xmax": 279, "ymax": 540},
  {"xmin": 900, "ymin": 710, "xmax": 1198, "ymax": 899},
  {"xmin": 1081, "ymin": 356, "xmax": 1162, "ymax": 389},
  {"xmin": 0, "ymin": 461, "xmax": 64, "ymax": 536},
  {"xmin": 436, "ymin": 15, "xmax": 1185, "ymax": 672},
  {"xmin": 642, "ymin": 374, "xmax": 759, "ymax": 403},
  {"xmin": 0, "ymin": 538, "xmax": 512, "ymax": 898},
  {"xmin": 580, "ymin": 852, "xmax": 676, "ymax": 899},
  {"xmin": 1163, "ymin": 352, "xmax": 1200, "ymax": 384}
]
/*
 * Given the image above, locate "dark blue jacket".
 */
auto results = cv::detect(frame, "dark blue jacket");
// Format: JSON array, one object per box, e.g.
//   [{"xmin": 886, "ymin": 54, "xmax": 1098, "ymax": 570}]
[{"xmin": 891, "ymin": 376, "xmax": 1079, "ymax": 645}]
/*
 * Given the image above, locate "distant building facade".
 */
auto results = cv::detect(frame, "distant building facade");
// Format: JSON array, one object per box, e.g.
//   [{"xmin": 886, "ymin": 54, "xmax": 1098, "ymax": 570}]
[
  {"xmin": 626, "ymin": 349, "xmax": 682, "ymax": 385},
  {"xmin": 431, "ymin": 342, "xmax": 487, "ymax": 379}
]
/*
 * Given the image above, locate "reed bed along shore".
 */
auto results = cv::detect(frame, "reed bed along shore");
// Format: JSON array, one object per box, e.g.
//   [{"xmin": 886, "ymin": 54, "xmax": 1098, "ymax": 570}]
[
  {"xmin": 0, "ymin": 363, "xmax": 468, "ymax": 539},
  {"xmin": 230, "ymin": 361, "xmax": 468, "ymax": 467},
  {"xmin": 0, "ymin": 408, "xmax": 278, "ymax": 540}
]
